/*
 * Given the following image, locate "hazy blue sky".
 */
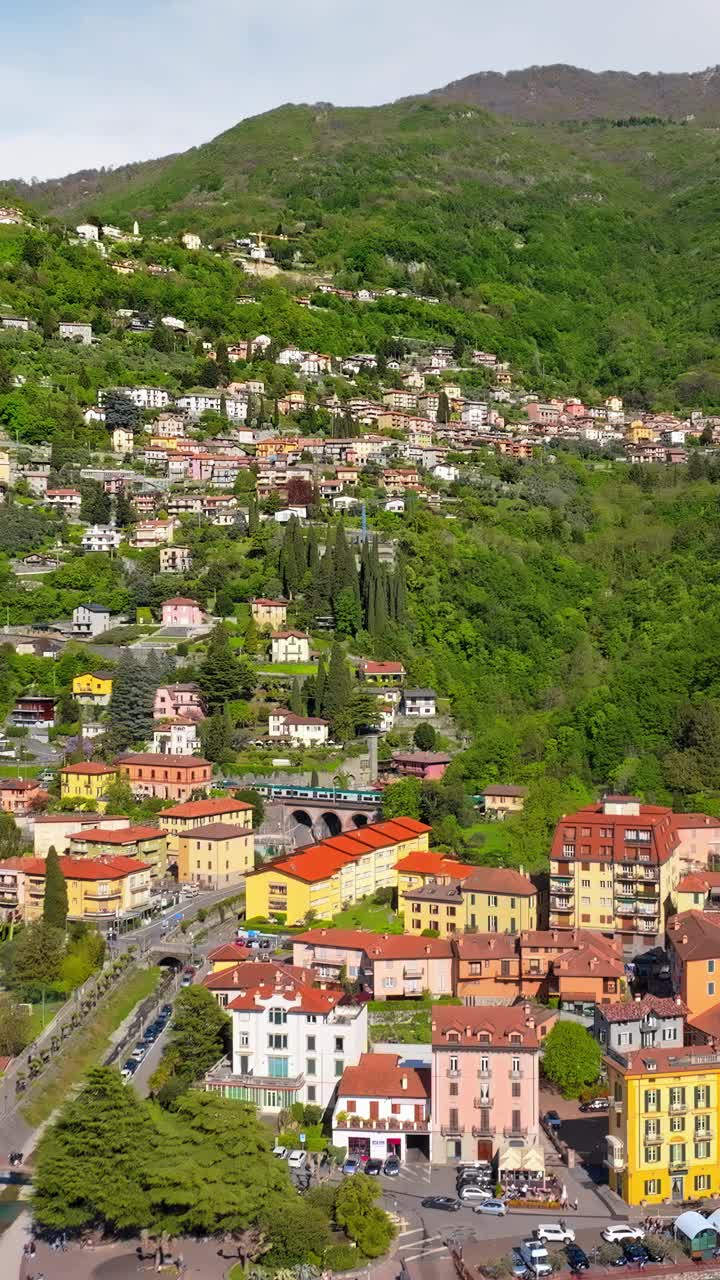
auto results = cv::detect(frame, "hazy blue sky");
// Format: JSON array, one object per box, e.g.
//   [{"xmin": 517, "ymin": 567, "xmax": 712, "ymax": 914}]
[{"xmin": 4, "ymin": 0, "xmax": 720, "ymax": 179}]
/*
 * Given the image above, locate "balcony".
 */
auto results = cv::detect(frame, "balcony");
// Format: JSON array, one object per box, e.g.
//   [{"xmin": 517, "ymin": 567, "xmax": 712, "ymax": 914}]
[
  {"xmin": 404, "ymin": 966, "xmax": 424, "ymax": 979},
  {"xmin": 669, "ymin": 1157, "xmax": 688, "ymax": 1171},
  {"xmin": 441, "ymin": 1124, "xmax": 465, "ymax": 1136},
  {"xmin": 510, "ymin": 1069, "xmax": 524, "ymax": 1080},
  {"xmin": 616, "ymin": 868, "xmax": 637, "ymax": 882},
  {"xmin": 638, "ymin": 869, "xmax": 659, "ymax": 882},
  {"xmin": 605, "ymin": 1137, "xmax": 625, "ymax": 1171},
  {"xmin": 474, "ymin": 1097, "xmax": 493, "ymax": 1108},
  {"xmin": 503, "ymin": 1125, "xmax": 528, "ymax": 1139},
  {"xmin": 550, "ymin": 898, "xmax": 574, "ymax": 913},
  {"xmin": 472, "ymin": 1124, "xmax": 495, "ymax": 1138},
  {"xmin": 643, "ymin": 1134, "xmax": 662, "ymax": 1145},
  {"xmin": 477, "ymin": 1068, "xmax": 492, "ymax": 1079},
  {"xmin": 84, "ymin": 890, "xmax": 122, "ymax": 901},
  {"xmin": 695, "ymin": 1131, "xmax": 713, "ymax": 1142},
  {"xmin": 446, "ymin": 1069, "xmax": 461, "ymax": 1079},
  {"xmin": 670, "ymin": 1102, "xmax": 688, "ymax": 1114},
  {"xmin": 637, "ymin": 905, "xmax": 659, "ymax": 919},
  {"xmin": 335, "ymin": 1116, "xmax": 429, "ymax": 1133},
  {"xmin": 615, "ymin": 900, "xmax": 637, "ymax": 916}
]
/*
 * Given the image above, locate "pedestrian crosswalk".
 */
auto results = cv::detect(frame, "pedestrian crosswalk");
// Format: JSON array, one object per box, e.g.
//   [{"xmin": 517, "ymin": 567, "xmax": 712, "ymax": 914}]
[{"xmin": 398, "ymin": 1229, "xmax": 447, "ymax": 1264}]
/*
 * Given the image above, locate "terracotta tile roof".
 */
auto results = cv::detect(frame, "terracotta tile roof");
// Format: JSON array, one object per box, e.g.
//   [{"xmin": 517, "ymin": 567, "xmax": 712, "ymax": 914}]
[
  {"xmin": 203, "ymin": 961, "xmax": 315, "ymax": 990},
  {"xmin": 671, "ymin": 813, "xmax": 720, "ymax": 831},
  {"xmin": 432, "ymin": 1004, "xmax": 541, "ymax": 1048},
  {"xmin": 677, "ymin": 871, "xmax": 720, "ymax": 893},
  {"xmin": 0, "ymin": 779, "xmax": 41, "ymax": 792},
  {"xmin": 667, "ymin": 910, "xmax": 720, "ymax": 962},
  {"xmin": 520, "ymin": 928, "xmax": 622, "ymax": 959},
  {"xmin": 553, "ymin": 941, "xmax": 625, "ymax": 979},
  {"xmin": 483, "ymin": 785, "xmax": 529, "ymax": 797},
  {"xmin": 392, "ymin": 751, "xmax": 452, "ymax": 766},
  {"xmin": 1, "ymin": 855, "xmax": 150, "ymax": 879},
  {"xmin": 600, "ymin": 994, "xmax": 688, "ymax": 1023},
  {"xmin": 207, "ymin": 943, "xmax": 252, "ymax": 963},
  {"xmin": 551, "ymin": 802, "xmax": 681, "ymax": 866},
  {"xmin": 338, "ymin": 1053, "xmax": 430, "ymax": 1100},
  {"xmin": 606, "ymin": 1045, "xmax": 720, "ymax": 1076},
  {"xmin": 162, "ymin": 596, "xmax": 201, "ymax": 606},
  {"xmin": 294, "ymin": 927, "xmax": 453, "ymax": 959},
  {"xmin": 70, "ymin": 825, "xmax": 165, "ymax": 844},
  {"xmin": 454, "ymin": 933, "xmax": 518, "ymax": 960},
  {"xmin": 359, "ymin": 660, "xmax": 405, "ymax": 675},
  {"xmin": 395, "ymin": 853, "xmax": 477, "ymax": 881},
  {"xmin": 253, "ymin": 817, "xmax": 432, "ymax": 885},
  {"xmin": 60, "ymin": 762, "xmax": 117, "ymax": 775},
  {"xmin": 461, "ymin": 867, "xmax": 537, "ymax": 897},
  {"xmin": 32, "ymin": 813, "xmax": 125, "ymax": 824},
  {"xmin": 160, "ymin": 797, "xmax": 252, "ymax": 818},
  {"xmin": 117, "ymin": 753, "xmax": 211, "ymax": 768}
]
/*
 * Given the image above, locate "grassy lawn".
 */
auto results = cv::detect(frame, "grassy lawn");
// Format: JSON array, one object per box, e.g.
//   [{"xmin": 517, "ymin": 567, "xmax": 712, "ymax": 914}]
[
  {"xmin": 333, "ymin": 897, "xmax": 403, "ymax": 934},
  {"xmin": 22, "ymin": 966, "xmax": 162, "ymax": 1127},
  {"xmin": 253, "ymin": 661, "xmax": 318, "ymax": 675},
  {"xmin": 28, "ymin": 996, "xmax": 66, "ymax": 1039},
  {"xmin": 461, "ymin": 820, "xmax": 514, "ymax": 858},
  {"xmin": 0, "ymin": 764, "xmax": 43, "ymax": 777}
]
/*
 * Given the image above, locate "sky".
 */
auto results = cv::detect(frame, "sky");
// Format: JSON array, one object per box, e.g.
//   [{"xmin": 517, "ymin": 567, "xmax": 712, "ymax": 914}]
[{"xmin": 4, "ymin": 0, "xmax": 720, "ymax": 180}]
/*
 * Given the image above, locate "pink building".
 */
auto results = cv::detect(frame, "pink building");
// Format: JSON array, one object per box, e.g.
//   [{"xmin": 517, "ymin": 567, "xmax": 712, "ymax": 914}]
[
  {"xmin": 431, "ymin": 1004, "xmax": 541, "ymax": 1165},
  {"xmin": 0, "ymin": 779, "xmax": 45, "ymax": 815},
  {"xmin": 153, "ymin": 683, "xmax": 206, "ymax": 722},
  {"xmin": 672, "ymin": 813, "xmax": 720, "ymax": 873},
  {"xmin": 391, "ymin": 751, "xmax": 451, "ymax": 781},
  {"xmin": 332, "ymin": 1053, "xmax": 431, "ymax": 1162},
  {"xmin": 292, "ymin": 929, "xmax": 454, "ymax": 999},
  {"xmin": 161, "ymin": 597, "xmax": 205, "ymax": 627}
]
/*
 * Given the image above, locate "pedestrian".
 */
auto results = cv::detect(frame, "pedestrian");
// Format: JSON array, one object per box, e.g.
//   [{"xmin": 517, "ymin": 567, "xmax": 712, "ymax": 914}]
[
  {"xmin": 572, "ymin": 1198, "xmax": 579, "ymax": 1212},
  {"xmin": 29, "ymin": 1239, "xmax": 36, "ymax": 1259},
  {"xmin": 61, "ymin": 1231, "xmax": 67, "ymax": 1251}
]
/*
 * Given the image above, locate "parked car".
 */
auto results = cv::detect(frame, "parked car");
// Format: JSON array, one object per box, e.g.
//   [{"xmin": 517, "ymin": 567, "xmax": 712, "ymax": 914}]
[
  {"xmin": 365, "ymin": 1159, "xmax": 383, "ymax": 1176},
  {"xmin": 566, "ymin": 1245, "xmax": 590, "ymax": 1272},
  {"xmin": 120, "ymin": 1059, "xmax": 138, "ymax": 1079},
  {"xmin": 622, "ymin": 1243, "xmax": 650, "ymax": 1265},
  {"xmin": 180, "ymin": 974, "xmax": 193, "ymax": 987},
  {"xmin": 519, "ymin": 1242, "xmax": 552, "ymax": 1275},
  {"xmin": 342, "ymin": 1157, "xmax": 361, "ymax": 1176},
  {"xmin": 472, "ymin": 1199, "xmax": 507, "ymax": 1216},
  {"xmin": 602, "ymin": 1225, "xmax": 645, "ymax": 1244},
  {"xmin": 579, "ymin": 1097, "xmax": 609, "ymax": 1112},
  {"xmin": 536, "ymin": 1224, "xmax": 576, "ymax": 1245},
  {"xmin": 543, "ymin": 1111, "xmax": 562, "ymax": 1131},
  {"xmin": 383, "ymin": 1156, "xmax": 401, "ymax": 1176},
  {"xmin": 421, "ymin": 1196, "xmax": 461, "ymax": 1212},
  {"xmin": 160, "ymin": 1004, "xmax": 173, "ymax": 1018},
  {"xmin": 272, "ymin": 1145, "xmax": 288, "ymax": 1159},
  {"xmin": 129, "ymin": 1045, "xmax": 146, "ymax": 1063},
  {"xmin": 287, "ymin": 1150, "xmax": 307, "ymax": 1170},
  {"xmin": 458, "ymin": 1184, "xmax": 493, "ymax": 1202},
  {"xmin": 511, "ymin": 1249, "xmax": 530, "ymax": 1277}
]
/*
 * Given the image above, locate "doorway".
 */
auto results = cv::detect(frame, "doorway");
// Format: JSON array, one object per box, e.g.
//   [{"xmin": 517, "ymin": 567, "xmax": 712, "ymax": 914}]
[{"xmin": 671, "ymin": 1175, "xmax": 685, "ymax": 1202}]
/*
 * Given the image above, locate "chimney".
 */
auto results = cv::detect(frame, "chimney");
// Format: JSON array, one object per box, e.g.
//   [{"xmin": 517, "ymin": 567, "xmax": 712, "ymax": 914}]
[
  {"xmin": 682, "ymin": 935, "xmax": 688, "ymax": 945},
  {"xmin": 519, "ymin": 864, "xmax": 524, "ymax": 877},
  {"xmin": 634, "ymin": 994, "xmax": 641, "ymax": 1003},
  {"xmin": 233, "ymin": 969, "xmax": 239, "ymax": 985},
  {"xmin": 424, "ymin": 945, "xmax": 430, "ymax": 955},
  {"xmin": 401, "ymin": 1074, "xmax": 408, "ymax": 1090},
  {"xmin": 676, "ymin": 996, "xmax": 682, "ymax": 1006}
]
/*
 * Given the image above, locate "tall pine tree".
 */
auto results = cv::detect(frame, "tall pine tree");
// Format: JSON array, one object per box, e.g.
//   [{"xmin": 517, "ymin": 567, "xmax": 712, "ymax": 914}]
[
  {"xmin": 108, "ymin": 652, "xmax": 154, "ymax": 751},
  {"xmin": 43, "ymin": 845, "xmax": 68, "ymax": 930}
]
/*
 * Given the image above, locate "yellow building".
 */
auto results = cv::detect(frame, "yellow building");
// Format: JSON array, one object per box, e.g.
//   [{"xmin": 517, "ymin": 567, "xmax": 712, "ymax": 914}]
[
  {"xmin": 60, "ymin": 762, "xmax": 118, "ymax": 810},
  {"xmin": 401, "ymin": 863, "xmax": 537, "ymax": 938},
  {"xmin": 246, "ymin": 817, "xmax": 431, "ymax": 925},
  {"xmin": 4, "ymin": 854, "xmax": 151, "ymax": 923},
  {"xmin": 157, "ymin": 797, "xmax": 254, "ymax": 855},
  {"xmin": 628, "ymin": 420, "xmax": 658, "ymax": 443},
  {"xmin": 0, "ymin": 451, "xmax": 10, "ymax": 487},
  {"xmin": 68, "ymin": 824, "xmax": 168, "ymax": 880},
  {"xmin": 605, "ymin": 1046, "xmax": 720, "ymax": 1205},
  {"xmin": 177, "ymin": 822, "xmax": 255, "ymax": 889},
  {"xmin": 548, "ymin": 798, "xmax": 682, "ymax": 945},
  {"xmin": 206, "ymin": 941, "xmax": 251, "ymax": 972},
  {"xmin": 72, "ymin": 671, "xmax": 114, "ymax": 706}
]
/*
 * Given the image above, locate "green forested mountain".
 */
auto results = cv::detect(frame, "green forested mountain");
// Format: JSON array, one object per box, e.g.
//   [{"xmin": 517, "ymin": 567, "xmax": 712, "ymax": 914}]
[{"xmin": 7, "ymin": 93, "xmax": 720, "ymax": 404}]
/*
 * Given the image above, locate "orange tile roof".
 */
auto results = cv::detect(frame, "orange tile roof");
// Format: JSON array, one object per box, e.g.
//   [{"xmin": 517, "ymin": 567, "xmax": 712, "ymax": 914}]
[
  {"xmin": 251, "ymin": 817, "xmax": 431, "ymax": 885},
  {"xmin": 339, "ymin": 1054, "xmax": 429, "ymax": 1100},
  {"xmin": 70, "ymin": 825, "xmax": 165, "ymax": 844},
  {"xmin": 159, "ymin": 797, "xmax": 252, "ymax": 818},
  {"xmin": 432, "ymin": 1004, "xmax": 541, "ymax": 1048},
  {"xmin": 294, "ymin": 927, "xmax": 453, "ymax": 959},
  {"xmin": 1, "ymin": 855, "xmax": 150, "ymax": 880},
  {"xmin": 394, "ymin": 851, "xmax": 476, "ymax": 879},
  {"xmin": 61, "ymin": 762, "xmax": 117, "ymax": 776},
  {"xmin": 461, "ymin": 867, "xmax": 537, "ymax": 897}
]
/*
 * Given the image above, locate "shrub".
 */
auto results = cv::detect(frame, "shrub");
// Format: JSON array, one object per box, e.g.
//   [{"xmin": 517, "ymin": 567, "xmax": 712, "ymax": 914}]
[{"xmin": 325, "ymin": 1243, "xmax": 360, "ymax": 1271}]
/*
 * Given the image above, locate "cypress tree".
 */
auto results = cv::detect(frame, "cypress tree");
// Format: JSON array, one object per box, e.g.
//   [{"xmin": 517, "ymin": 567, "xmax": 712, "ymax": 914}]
[
  {"xmin": 323, "ymin": 639, "xmax": 352, "ymax": 733},
  {"xmin": 394, "ymin": 557, "xmax": 407, "ymax": 623},
  {"xmin": 437, "ymin": 390, "xmax": 450, "ymax": 423},
  {"xmin": 290, "ymin": 677, "xmax": 303, "ymax": 715},
  {"xmin": 108, "ymin": 652, "xmax": 154, "ymax": 750},
  {"xmin": 43, "ymin": 845, "xmax": 68, "ymax": 930},
  {"xmin": 314, "ymin": 659, "xmax": 327, "ymax": 716},
  {"xmin": 248, "ymin": 496, "xmax": 259, "ymax": 535}
]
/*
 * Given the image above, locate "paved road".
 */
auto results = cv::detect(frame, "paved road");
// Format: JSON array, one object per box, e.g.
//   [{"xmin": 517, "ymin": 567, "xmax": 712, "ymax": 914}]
[{"xmin": 110, "ymin": 885, "xmax": 243, "ymax": 956}]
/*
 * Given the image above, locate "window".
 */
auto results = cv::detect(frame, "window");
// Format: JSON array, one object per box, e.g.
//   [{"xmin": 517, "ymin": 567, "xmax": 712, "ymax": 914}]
[
  {"xmin": 510, "ymin": 897, "xmax": 516, "ymax": 909},
  {"xmin": 449, "ymin": 1054, "xmax": 459, "ymax": 1072},
  {"xmin": 695, "ymin": 1175, "xmax": 711, "ymax": 1192},
  {"xmin": 695, "ymin": 1116, "xmax": 710, "ymax": 1135},
  {"xmin": 695, "ymin": 1086, "xmax": 711, "ymax": 1108},
  {"xmin": 512, "ymin": 1056, "xmax": 521, "ymax": 1073},
  {"xmin": 449, "ymin": 1082, "xmax": 458, "ymax": 1097},
  {"xmin": 307, "ymin": 1086, "xmax": 316, "ymax": 1102},
  {"xmin": 670, "ymin": 1116, "xmax": 685, "ymax": 1133},
  {"xmin": 306, "ymin": 1058, "xmax": 316, "ymax": 1076},
  {"xmin": 239, "ymin": 1032, "xmax": 249, "ymax": 1047},
  {"xmin": 709, "ymin": 982, "xmax": 716, "ymax": 997},
  {"xmin": 487, "ymin": 916, "xmax": 498, "ymax": 931},
  {"xmin": 334, "ymin": 1060, "xmax": 343, "ymax": 1077},
  {"xmin": 581, "ymin": 879, "xmax": 591, "ymax": 889},
  {"xmin": 669, "ymin": 1143, "xmax": 686, "ymax": 1165},
  {"xmin": 644, "ymin": 1179, "xmax": 661, "ymax": 1196},
  {"xmin": 512, "ymin": 1082, "xmax": 521, "ymax": 1098},
  {"xmin": 306, "ymin": 1036, "xmax": 316, "ymax": 1052},
  {"xmin": 487, "ymin": 895, "xmax": 498, "ymax": 908},
  {"xmin": 335, "ymin": 1037, "xmax": 344, "ymax": 1053},
  {"xmin": 644, "ymin": 1146, "xmax": 661, "ymax": 1163},
  {"xmin": 644, "ymin": 1090, "xmax": 659, "ymax": 1112},
  {"xmin": 710, "ymin": 960, "xmax": 716, "ymax": 974},
  {"xmin": 662, "ymin": 1027, "xmax": 678, "ymax": 1042},
  {"xmin": 479, "ymin": 1056, "xmax": 490, "ymax": 1073},
  {"xmin": 306, "ymin": 1015, "xmax": 317, "ymax": 1024},
  {"xmin": 268, "ymin": 1057, "xmax": 289, "ymax": 1079},
  {"xmin": 268, "ymin": 1034, "xmax": 287, "ymax": 1050},
  {"xmin": 644, "ymin": 1120, "xmax": 660, "ymax": 1137},
  {"xmin": 269, "ymin": 1007, "xmax": 287, "ymax": 1025},
  {"xmin": 695, "ymin": 1141, "xmax": 711, "ymax": 1160}
]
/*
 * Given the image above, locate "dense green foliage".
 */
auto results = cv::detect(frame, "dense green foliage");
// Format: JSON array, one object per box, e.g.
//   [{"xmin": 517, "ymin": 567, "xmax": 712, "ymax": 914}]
[
  {"xmin": 541, "ymin": 1021, "xmax": 603, "ymax": 1098},
  {"xmin": 9, "ymin": 101, "xmax": 720, "ymax": 404}
]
